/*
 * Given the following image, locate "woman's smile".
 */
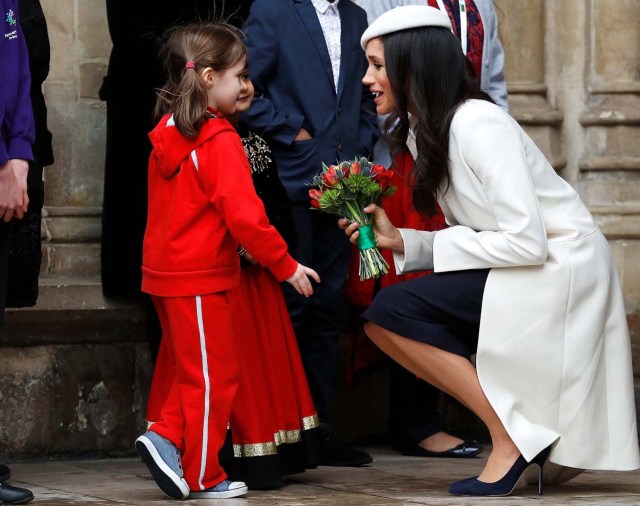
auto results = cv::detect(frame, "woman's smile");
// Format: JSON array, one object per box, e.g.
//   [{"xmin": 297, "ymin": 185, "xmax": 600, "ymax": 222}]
[{"xmin": 362, "ymin": 38, "xmax": 393, "ymax": 115}]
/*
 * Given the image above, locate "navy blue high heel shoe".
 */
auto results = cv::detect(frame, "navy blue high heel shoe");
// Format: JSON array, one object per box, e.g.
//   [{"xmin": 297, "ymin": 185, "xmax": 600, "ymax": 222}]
[{"xmin": 448, "ymin": 445, "xmax": 552, "ymax": 497}]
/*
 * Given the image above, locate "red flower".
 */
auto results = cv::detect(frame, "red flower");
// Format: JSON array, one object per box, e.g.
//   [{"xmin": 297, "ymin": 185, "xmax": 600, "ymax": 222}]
[
  {"xmin": 322, "ymin": 166, "xmax": 339, "ymax": 187},
  {"xmin": 309, "ymin": 188, "xmax": 323, "ymax": 208},
  {"xmin": 379, "ymin": 169, "xmax": 394, "ymax": 181},
  {"xmin": 370, "ymin": 164, "xmax": 385, "ymax": 180},
  {"xmin": 350, "ymin": 162, "xmax": 360, "ymax": 176}
]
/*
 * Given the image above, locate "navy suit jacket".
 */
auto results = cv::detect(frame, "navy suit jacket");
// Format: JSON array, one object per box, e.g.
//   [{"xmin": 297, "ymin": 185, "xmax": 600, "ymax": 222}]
[{"xmin": 241, "ymin": 0, "xmax": 378, "ymax": 203}]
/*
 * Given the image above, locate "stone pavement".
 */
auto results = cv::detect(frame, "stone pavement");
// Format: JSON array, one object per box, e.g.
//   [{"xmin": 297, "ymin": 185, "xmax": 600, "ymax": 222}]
[{"xmin": 6, "ymin": 446, "xmax": 640, "ymax": 505}]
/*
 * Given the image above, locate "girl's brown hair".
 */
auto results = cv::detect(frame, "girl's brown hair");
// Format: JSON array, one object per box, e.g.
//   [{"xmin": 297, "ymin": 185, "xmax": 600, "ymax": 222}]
[{"xmin": 154, "ymin": 23, "xmax": 247, "ymax": 138}]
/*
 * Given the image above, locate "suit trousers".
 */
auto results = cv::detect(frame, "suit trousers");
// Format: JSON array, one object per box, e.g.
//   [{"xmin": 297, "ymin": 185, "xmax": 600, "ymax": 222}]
[
  {"xmin": 0, "ymin": 222, "xmax": 9, "ymax": 329},
  {"xmin": 283, "ymin": 205, "xmax": 350, "ymax": 425},
  {"xmin": 389, "ymin": 361, "xmax": 444, "ymax": 446}
]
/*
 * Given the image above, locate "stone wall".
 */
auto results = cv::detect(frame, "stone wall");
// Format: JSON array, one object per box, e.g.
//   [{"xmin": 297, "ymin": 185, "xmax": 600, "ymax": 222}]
[
  {"xmin": 494, "ymin": 0, "xmax": 640, "ymax": 375},
  {"xmin": 1, "ymin": 0, "xmax": 639, "ymax": 456}
]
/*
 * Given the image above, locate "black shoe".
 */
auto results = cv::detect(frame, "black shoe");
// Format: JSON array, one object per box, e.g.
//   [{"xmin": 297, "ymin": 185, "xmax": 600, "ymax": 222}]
[
  {"xmin": 448, "ymin": 445, "xmax": 551, "ymax": 496},
  {"xmin": 0, "ymin": 464, "xmax": 10, "ymax": 482},
  {"xmin": 0, "ymin": 483, "xmax": 34, "ymax": 505},
  {"xmin": 317, "ymin": 428, "xmax": 373, "ymax": 467},
  {"xmin": 395, "ymin": 439, "xmax": 483, "ymax": 458}
]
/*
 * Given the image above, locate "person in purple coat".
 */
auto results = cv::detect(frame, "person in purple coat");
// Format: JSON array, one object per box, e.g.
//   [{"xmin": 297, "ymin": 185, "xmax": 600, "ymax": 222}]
[{"xmin": 0, "ymin": 1, "xmax": 36, "ymax": 503}]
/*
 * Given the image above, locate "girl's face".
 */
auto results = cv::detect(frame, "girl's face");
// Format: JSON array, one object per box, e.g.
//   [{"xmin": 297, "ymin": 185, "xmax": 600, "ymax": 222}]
[
  {"xmin": 362, "ymin": 38, "xmax": 394, "ymax": 116},
  {"xmin": 205, "ymin": 55, "xmax": 253, "ymax": 116}
]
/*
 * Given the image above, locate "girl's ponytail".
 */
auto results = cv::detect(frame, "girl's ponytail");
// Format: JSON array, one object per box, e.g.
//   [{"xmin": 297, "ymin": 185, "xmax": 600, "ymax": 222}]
[
  {"xmin": 154, "ymin": 23, "xmax": 247, "ymax": 138},
  {"xmin": 171, "ymin": 60, "xmax": 209, "ymax": 138}
]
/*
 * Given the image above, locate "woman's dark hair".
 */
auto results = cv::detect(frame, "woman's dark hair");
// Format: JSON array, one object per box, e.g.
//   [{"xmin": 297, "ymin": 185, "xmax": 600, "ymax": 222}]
[
  {"xmin": 383, "ymin": 27, "xmax": 492, "ymax": 216},
  {"xmin": 154, "ymin": 23, "xmax": 247, "ymax": 138}
]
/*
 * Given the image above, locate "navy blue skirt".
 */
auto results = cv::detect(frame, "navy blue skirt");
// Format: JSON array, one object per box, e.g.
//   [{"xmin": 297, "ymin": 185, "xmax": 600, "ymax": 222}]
[{"xmin": 361, "ymin": 269, "xmax": 490, "ymax": 358}]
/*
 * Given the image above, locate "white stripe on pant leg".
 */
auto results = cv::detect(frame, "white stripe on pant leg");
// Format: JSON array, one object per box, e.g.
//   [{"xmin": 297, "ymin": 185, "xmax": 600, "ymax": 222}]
[{"xmin": 195, "ymin": 295, "xmax": 211, "ymax": 490}]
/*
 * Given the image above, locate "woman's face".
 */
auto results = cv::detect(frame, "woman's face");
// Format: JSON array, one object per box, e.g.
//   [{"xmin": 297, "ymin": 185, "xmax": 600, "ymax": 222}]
[{"xmin": 362, "ymin": 38, "xmax": 394, "ymax": 116}]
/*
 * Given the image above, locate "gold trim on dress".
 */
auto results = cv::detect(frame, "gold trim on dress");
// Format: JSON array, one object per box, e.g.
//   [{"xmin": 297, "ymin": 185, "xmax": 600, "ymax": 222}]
[
  {"xmin": 232, "ymin": 414, "xmax": 320, "ymax": 458},
  {"xmin": 302, "ymin": 414, "xmax": 320, "ymax": 431}
]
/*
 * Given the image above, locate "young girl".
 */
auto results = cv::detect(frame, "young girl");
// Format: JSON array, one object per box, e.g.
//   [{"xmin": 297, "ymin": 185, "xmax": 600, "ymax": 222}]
[
  {"xmin": 145, "ymin": 47, "xmax": 320, "ymax": 490},
  {"xmin": 135, "ymin": 23, "xmax": 319, "ymax": 500}
]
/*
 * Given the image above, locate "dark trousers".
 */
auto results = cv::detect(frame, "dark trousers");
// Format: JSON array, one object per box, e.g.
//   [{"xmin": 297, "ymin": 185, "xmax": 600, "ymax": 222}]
[
  {"xmin": 283, "ymin": 205, "xmax": 350, "ymax": 425},
  {"xmin": 389, "ymin": 361, "xmax": 444, "ymax": 446},
  {"xmin": 6, "ymin": 162, "xmax": 44, "ymax": 308},
  {"xmin": 0, "ymin": 221, "xmax": 9, "ymax": 329},
  {"xmin": 101, "ymin": 98, "xmax": 151, "ymax": 298}
]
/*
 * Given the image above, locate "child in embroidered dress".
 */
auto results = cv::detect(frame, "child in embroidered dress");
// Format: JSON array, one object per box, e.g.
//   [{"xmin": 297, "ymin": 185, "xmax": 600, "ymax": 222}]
[{"xmin": 135, "ymin": 23, "xmax": 319, "ymax": 500}]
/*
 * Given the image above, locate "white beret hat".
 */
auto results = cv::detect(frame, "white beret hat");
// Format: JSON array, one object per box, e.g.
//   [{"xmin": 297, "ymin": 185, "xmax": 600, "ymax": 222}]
[{"xmin": 360, "ymin": 6, "xmax": 453, "ymax": 50}]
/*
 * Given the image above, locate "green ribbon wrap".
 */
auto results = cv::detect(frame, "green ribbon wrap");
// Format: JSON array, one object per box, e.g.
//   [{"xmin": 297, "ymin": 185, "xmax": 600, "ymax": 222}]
[{"xmin": 356, "ymin": 225, "xmax": 377, "ymax": 251}]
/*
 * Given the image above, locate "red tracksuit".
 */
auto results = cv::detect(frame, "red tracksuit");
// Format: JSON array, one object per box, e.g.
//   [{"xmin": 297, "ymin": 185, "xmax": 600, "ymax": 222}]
[{"xmin": 142, "ymin": 111, "xmax": 297, "ymax": 491}]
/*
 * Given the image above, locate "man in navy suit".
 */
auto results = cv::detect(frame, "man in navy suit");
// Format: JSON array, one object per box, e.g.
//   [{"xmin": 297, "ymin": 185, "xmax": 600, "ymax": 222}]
[{"xmin": 241, "ymin": 0, "xmax": 378, "ymax": 466}]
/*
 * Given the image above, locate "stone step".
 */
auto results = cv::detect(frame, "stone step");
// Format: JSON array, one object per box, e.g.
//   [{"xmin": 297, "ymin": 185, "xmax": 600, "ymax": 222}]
[
  {"xmin": 0, "ymin": 275, "xmax": 152, "ymax": 458},
  {"xmin": 0, "ymin": 276, "xmax": 146, "ymax": 345},
  {"xmin": 40, "ymin": 243, "xmax": 101, "ymax": 278}
]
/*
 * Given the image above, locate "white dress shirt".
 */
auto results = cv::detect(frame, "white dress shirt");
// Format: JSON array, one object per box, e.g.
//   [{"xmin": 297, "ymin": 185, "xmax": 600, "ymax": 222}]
[{"xmin": 311, "ymin": 0, "xmax": 342, "ymax": 91}]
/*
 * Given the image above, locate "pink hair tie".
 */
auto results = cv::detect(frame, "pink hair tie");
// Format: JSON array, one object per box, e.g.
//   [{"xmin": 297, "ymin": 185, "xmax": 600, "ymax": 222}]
[{"xmin": 185, "ymin": 61, "xmax": 196, "ymax": 70}]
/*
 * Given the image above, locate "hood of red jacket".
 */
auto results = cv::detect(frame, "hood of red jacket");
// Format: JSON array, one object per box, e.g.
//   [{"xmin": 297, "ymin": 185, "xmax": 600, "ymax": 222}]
[{"xmin": 148, "ymin": 111, "xmax": 234, "ymax": 178}]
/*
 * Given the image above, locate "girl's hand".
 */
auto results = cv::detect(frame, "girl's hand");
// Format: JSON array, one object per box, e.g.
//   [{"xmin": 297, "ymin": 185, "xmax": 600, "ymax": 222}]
[
  {"xmin": 286, "ymin": 263, "xmax": 321, "ymax": 297},
  {"xmin": 338, "ymin": 204, "xmax": 404, "ymax": 254}
]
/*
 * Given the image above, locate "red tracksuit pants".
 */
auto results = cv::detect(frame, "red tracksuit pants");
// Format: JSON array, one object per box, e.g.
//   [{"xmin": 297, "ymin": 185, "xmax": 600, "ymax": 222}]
[{"xmin": 148, "ymin": 293, "xmax": 239, "ymax": 491}]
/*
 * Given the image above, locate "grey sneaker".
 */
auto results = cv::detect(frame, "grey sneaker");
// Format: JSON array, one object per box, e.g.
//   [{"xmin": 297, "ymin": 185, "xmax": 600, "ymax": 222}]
[
  {"xmin": 189, "ymin": 480, "xmax": 248, "ymax": 499},
  {"xmin": 135, "ymin": 431, "xmax": 189, "ymax": 500}
]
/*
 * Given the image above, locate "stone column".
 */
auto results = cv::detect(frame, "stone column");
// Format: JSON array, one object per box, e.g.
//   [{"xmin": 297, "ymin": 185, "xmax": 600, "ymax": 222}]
[
  {"xmin": 578, "ymin": 0, "xmax": 640, "ymax": 377},
  {"xmin": 496, "ymin": 0, "xmax": 640, "ymax": 420},
  {"xmin": 494, "ymin": 0, "xmax": 565, "ymax": 169},
  {"xmin": 40, "ymin": 0, "xmax": 107, "ymax": 278}
]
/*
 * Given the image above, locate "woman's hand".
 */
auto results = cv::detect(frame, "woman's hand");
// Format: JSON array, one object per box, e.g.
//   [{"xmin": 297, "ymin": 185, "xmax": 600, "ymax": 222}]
[
  {"xmin": 338, "ymin": 204, "xmax": 404, "ymax": 254},
  {"xmin": 286, "ymin": 263, "xmax": 321, "ymax": 297}
]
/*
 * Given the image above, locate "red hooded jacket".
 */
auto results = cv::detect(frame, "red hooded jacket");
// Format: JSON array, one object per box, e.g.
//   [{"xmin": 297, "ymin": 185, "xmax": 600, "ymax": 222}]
[{"xmin": 142, "ymin": 112, "xmax": 297, "ymax": 297}]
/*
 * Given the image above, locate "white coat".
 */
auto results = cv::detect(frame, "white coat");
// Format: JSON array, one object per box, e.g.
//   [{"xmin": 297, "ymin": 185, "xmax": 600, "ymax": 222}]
[{"xmin": 394, "ymin": 99, "xmax": 640, "ymax": 471}]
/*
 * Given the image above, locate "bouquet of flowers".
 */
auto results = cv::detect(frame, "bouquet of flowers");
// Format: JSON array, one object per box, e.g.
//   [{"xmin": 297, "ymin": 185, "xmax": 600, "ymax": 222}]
[{"xmin": 308, "ymin": 157, "xmax": 396, "ymax": 281}]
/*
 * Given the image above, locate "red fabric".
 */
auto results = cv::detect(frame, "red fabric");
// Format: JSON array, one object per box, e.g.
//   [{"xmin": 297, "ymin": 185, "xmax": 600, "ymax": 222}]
[
  {"xmin": 427, "ymin": 0, "xmax": 484, "ymax": 78},
  {"xmin": 148, "ymin": 293, "xmax": 239, "ymax": 490},
  {"xmin": 228, "ymin": 265, "xmax": 317, "ymax": 451},
  {"xmin": 147, "ymin": 265, "xmax": 317, "ymax": 483},
  {"xmin": 142, "ymin": 112, "xmax": 297, "ymax": 297},
  {"xmin": 465, "ymin": 0, "xmax": 485, "ymax": 78}
]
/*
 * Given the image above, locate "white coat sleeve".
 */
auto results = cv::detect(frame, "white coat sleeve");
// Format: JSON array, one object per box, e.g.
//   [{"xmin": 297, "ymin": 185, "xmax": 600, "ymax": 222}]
[
  {"xmin": 393, "ymin": 229, "xmax": 437, "ymax": 274},
  {"xmin": 433, "ymin": 104, "xmax": 548, "ymax": 272}
]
